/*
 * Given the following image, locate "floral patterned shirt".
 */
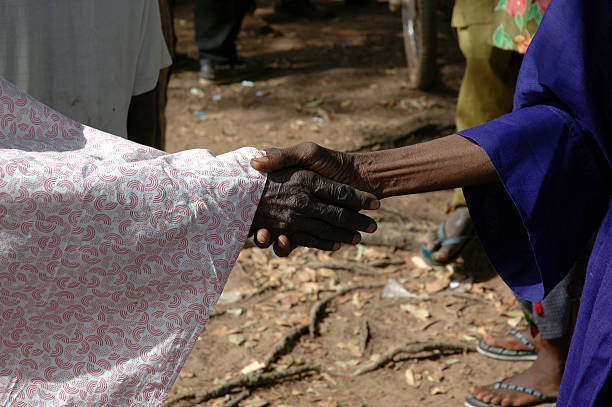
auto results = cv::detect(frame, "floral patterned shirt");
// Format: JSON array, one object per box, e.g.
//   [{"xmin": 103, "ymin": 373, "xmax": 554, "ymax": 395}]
[{"xmin": 492, "ymin": 0, "xmax": 550, "ymax": 53}]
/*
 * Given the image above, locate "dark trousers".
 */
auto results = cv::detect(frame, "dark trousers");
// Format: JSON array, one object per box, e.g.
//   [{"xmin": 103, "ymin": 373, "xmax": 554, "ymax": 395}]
[{"xmin": 194, "ymin": 0, "xmax": 252, "ymax": 63}]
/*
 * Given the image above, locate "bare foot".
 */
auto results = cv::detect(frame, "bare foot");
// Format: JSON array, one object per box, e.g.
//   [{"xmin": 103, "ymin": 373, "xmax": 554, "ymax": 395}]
[
  {"xmin": 469, "ymin": 337, "xmax": 568, "ymax": 406},
  {"xmin": 423, "ymin": 206, "xmax": 473, "ymax": 264}
]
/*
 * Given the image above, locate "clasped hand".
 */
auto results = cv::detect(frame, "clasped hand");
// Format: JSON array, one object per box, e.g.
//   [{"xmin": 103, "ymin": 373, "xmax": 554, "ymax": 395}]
[
  {"xmin": 250, "ymin": 165, "xmax": 378, "ymax": 257},
  {"xmin": 250, "ymin": 143, "xmax": 376, "ymax": 256}
]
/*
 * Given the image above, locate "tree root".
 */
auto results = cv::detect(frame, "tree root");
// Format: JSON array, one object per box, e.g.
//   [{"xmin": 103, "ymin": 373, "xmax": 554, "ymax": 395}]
[
  {"xmin": 360, "ymin": 319, "xmax": 370, "ymax": 354},
  {"xmin": 309, "ymin": 283, "xmax": 385, "ymax": 338},
  {"xmin": 165, "ymin": 366, "xmax": 320, "ymax": 406},
  {"xmin": 366, "ymin": 258, "xmax": 406, "ymax": 268},
  {"xmin": 223, "ymin": 390, "xmax": 251, "ymax": 407},
  {"xmin": 352, "ymin": 341, "xmax": 474, "ymax": 376},
  {"xmin": 168, "ymin": 284, "xmax": 386, "ymax": 406},
  {"xmin": 263, "ymin": 283, "xmax": 385, "ymax": 368},
  {"xmin": 263, "ymin": 323, "xmax": 309, "ymax": 368},
  {"xmin": 359, "ymin": 222, "xmax": 430, "ymax": 250},
  {"xmin": 303, "ymin": 261, "xmax": 400, "ymax": 277}
]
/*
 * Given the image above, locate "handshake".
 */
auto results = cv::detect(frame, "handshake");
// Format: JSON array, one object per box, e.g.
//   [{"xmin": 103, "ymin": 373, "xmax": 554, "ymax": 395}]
[{"xmin": 249, "ymin": 142, "xmax": 380, "ymax": 257}]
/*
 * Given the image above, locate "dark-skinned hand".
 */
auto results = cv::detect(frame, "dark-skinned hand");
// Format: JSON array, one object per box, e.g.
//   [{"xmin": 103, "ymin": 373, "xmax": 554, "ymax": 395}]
[
  {"xmin": 250, "ymin": 167, "xmax": 379, "ymax": 257},
  {"xmin": 251, "ymin": 142, "xmax": 378, "ymax": 195},
  {"xmin": 250, "ymin": 143, "xmax": 379, "ymax": 255}
]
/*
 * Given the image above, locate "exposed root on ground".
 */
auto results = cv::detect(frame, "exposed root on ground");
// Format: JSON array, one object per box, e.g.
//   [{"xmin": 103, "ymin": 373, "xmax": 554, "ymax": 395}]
[
  {"xmin": 264, "ymin": 283, "xmax": 385, "ymax": 367},
  {"xmin": 309, "ymin": 283, "xmax": 385, "ymax": 338},
  {"xmin": 223, "ymin": 390, "xmax": 251, "ymax": 407},
  {"xmin": 360, "ymin": 319, "xmax": 370, "ymax": 354},
  {"xmin": 263, "ymin": 323, "xmax": 309, "ymax": 368},
  {"xmin": 352, "ymin": 341, "xmax": 474, "ymax": 376},
  {"xmin": 165, "ymin": 366, "xmax": 321, "ymax": 406},
  {"xmin": 302, "ymin": 261, "xmax": 400, "ymax": 276}
]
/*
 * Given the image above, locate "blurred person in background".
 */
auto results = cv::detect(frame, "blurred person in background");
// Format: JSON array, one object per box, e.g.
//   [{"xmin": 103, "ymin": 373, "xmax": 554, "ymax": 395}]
[
  {"xmin": 195, "ymin": 0, "xmax": 259, "ymax": 81},
  {"xmin": 0, "ymin": 0, "xmax": 174, "ymax": 150},
  {"xmin": 274, "ymin": 0, "xmax": 370, "ymax": 19}
]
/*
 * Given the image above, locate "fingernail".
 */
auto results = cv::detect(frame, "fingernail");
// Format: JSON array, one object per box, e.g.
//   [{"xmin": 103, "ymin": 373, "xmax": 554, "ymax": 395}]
[
  {"xmin": 368, "ymin": 199, "xmax": 381, "ymax": 210},
  {"xmin": 252, "ymin": 156, "xmax": 270, "ymax": 163},
  {"xmin": 352, "ymin": 234, "xmax": 361, "ymax": 245},
  {"xmin": 367, "ymin": 222, "xmax": 377, "ymax": 233},
  {"xmin": 332, "ymin": 242, "xmax": 341, "ymax": 251}
]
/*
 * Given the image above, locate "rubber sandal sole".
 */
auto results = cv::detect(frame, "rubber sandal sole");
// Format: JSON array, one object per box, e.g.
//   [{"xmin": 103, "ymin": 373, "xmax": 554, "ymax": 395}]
[{"xmin": 477, "ymin": 339, "xmax": 538, "ymax": 361}]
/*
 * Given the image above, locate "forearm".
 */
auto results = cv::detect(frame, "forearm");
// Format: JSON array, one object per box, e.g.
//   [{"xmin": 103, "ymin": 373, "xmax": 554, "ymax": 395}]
[{"xmin": 355, "ymin": 134, "xmax": 498, "ymax": 198}]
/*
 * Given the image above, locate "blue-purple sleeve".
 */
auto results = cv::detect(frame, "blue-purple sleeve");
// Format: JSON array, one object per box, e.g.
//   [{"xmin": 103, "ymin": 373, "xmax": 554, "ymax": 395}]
[
  {"xmin": 457, "ymin": 0, "xmax": 612, "ymax": 302},
  {"xmin": 460, "ymin": 107, "xmax": 608, "ymax": 301}
]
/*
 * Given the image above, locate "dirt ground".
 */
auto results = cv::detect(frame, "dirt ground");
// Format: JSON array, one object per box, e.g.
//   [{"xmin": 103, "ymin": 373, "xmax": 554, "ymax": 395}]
[{"xmin": 165, "ymin": 1, "xmax": 533, "ymax": 406}]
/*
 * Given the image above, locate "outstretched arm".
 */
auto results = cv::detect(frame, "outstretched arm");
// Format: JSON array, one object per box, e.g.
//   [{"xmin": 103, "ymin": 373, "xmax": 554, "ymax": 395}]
[
  {"xmin": 250, "ymin": 135, "xmax": 498, "ymax": 199},
  {"xmin": 249, "ymin": 136, "xmax": 498, "ymax": 255}
]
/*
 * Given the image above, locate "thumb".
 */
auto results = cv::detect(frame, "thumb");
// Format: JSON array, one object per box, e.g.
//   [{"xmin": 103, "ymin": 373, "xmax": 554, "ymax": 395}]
[
  {"xmin": 250, "ymin": 148, "xmax": 284, "ymax": 173},
  {"xmin": 250, "ymin": 144, "xmax": 310, "ymax": 173}
]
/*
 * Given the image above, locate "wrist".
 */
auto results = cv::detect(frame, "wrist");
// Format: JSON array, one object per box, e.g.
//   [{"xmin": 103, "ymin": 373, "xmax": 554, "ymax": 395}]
[{"xmin": 351, "ymin": 135, "xmax": 497, "ymax": 199}]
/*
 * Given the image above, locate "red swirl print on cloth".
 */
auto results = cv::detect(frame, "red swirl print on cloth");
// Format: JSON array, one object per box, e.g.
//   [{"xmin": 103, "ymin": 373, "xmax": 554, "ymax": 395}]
[{"xmin": 0, "ymin": 77, "xmax": 266, "ymax": 406}]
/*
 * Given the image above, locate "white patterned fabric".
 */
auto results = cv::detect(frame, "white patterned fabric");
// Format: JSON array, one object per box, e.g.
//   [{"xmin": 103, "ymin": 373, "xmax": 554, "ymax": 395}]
[{"xmin": 0, "ymin": 76, "xmax": 266, "ymax": 406}]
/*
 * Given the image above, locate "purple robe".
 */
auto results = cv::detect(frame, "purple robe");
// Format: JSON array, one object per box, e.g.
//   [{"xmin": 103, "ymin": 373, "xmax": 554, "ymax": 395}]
[{"xmin": 458, "ymin": 0, "xmax": 612, "ymax": 405}]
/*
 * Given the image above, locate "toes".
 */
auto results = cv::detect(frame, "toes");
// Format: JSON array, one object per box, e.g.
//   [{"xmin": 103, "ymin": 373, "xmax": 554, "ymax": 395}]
[
  {"xmin": 470, "ymin": 385, "xmax": 487, "ymax": 397},
  {"xmin": 424, "ymin": 230, "xmax": 442, "ymax": 251},
  {"xmin": 480, "ymin": 391, "xmax": 495, "ymax": 404},
  {"xmin": 431, "ymin": 244, "xmax": 459, "ymax": 263},
  {"xmin": 489, "ymin": 393, "xmax": 504, "ymax": 405}
]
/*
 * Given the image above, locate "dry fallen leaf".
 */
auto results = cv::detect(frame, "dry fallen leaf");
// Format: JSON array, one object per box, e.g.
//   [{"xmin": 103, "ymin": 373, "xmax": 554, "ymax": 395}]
[
  {"xmin": 178, "ymin": 370, "xmax": 195, "ymax": 378},
  {"xmin": 241, "ymin": 361, "xmax": 265, "ymax": 375},
  {"xmin": 425, "ymin": 274, "xmax": 451, "ymax": 294},
  {"xmin": 352, "ymin": 292, "xmax": 364, "ymax": 310},
  {"xmin": 228, "ymin": 334, "xmax": 246, "ymax": 346},
  {"xmin": 444, "ymin": 358, "xmax": 460, "ymax": 366},
  {"xmin": 210, "ymin": 326, "xmax": 240, "ymax": 337},
  {"xmin": 294, "ymin": 267, "xmax": 317, "ymax": 283},
  {"xmin": 337, "ymin": 342, "xmax": 362, "ymax": 357},
  {"xmin": 405, "ymin": 368, "xmax": 418, "ymax": 387},
  {"xmin": 334, "ymin": 359, "xmax": 360, "ymax": 368},
  {"xmin": 227, "ymin": 308, "xmax": 243, "ymax": 317},
  {"xmin": 242, "ymin": 397, "xmax": 269, "ymax": 407},
  {"xmin": 401, "ymin": 303, "xmax": 431, "ymax": 321},
  {"xmin": 430, "ymin": 386, "xmax": 450, "ymax": 395},
  {"xmin": 411, "ymin": 256, "xmax": 430, "ymax": 270}
]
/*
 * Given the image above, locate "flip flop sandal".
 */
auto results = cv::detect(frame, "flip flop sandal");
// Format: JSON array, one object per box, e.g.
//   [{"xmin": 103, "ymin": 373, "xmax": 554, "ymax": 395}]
[
  {"xmin": 464, "ymin": 379, "xmax": 557, "ymax": 407},
  {"xmin": 421, "ymin": 221, "xmax": 472, "ymax": 266},
  {"xmin": 477, "ymin": 329, "xmax": 538, "ymax": 361}
]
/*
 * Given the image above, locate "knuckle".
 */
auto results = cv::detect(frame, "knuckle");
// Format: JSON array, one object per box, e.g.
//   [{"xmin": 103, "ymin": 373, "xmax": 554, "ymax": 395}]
[
  {"xmin": 335, "ymin": 207, "xmax": 347, "ymax": 222},
  {"xmin": 290, "ymin": 193, "xmax": 310, "ymax": 211},
  {"xmin": 301, "ymin": 142, "xmax": 320, "ymax": 160},
  {"xmin": 335, "ymin": 185, "xmax": 351, "ymax": 201}
]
